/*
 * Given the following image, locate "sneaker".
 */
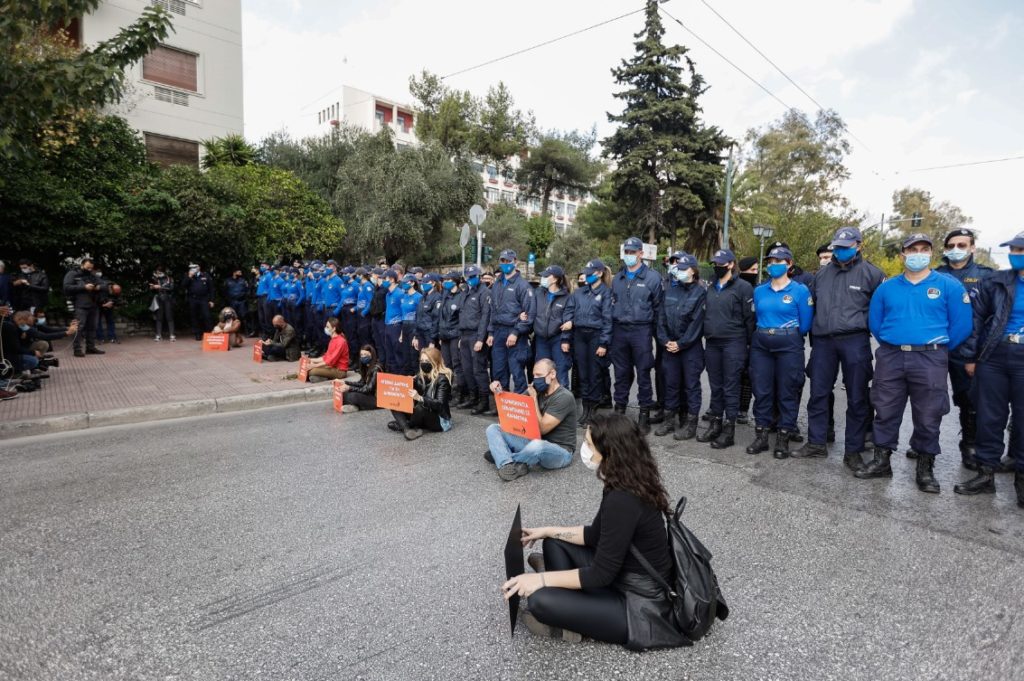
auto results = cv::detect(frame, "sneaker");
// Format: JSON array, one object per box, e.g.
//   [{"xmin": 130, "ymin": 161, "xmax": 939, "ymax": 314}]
[
  {"xmin": 387, "ymin": 420, "xmax": 402, "ymax": 432},
  {"xmin": 169, "ymin": 335, "xmax": 176, "ymax": 342},
  {"xmin": 0, "ymin": 389, "xmax": 17, "ymax": 401},
  {"xmin": 154, "ymin": 336, "xmax": 162, "ymax": 342},
  {"xmin": 483, "ymin": 450, "xmax": 495, "ymax": 464},
  {"xmin": 404, "ymin": 428, "xmax": 424, "ymax": 441},
  {"xmin": 74, "ymin": 349, "xmax": 85, "ymax": 357},
  {"xmin": 521, "ymin": 610, "xmax": 582, "ymax": 642},
  {"xmin": 498, "ymin": 462, "xmax": 529, "ymax": 481},
  {"xmin": 340, "ymin": 404, "xmax": 359, "ymax": 413}
]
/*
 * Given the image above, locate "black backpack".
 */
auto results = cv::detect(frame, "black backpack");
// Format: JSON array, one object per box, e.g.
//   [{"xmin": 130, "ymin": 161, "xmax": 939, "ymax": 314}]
[{"xmin": 630, "ymin": 496, "xmax": 729, "ymax": 642}]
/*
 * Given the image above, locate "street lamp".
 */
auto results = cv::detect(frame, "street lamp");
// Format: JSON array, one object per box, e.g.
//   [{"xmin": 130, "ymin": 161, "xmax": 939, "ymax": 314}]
[{"xmin": 752, "ymin": 223, "xmax": 775, "ymax": 283}]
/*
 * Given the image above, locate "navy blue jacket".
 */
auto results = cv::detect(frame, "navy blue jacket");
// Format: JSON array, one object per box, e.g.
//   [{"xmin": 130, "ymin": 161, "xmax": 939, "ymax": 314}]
[
  {"xmin": 182, "ymin": 272, "xmax": 214, "ymax": 303},
  {"xmin": 415, "ymin": 290, "xmax": 443, "ymax": 341},
  {"xmin": 611, "ymin": 264, "xmax": 663, "ymax": 326},
  {"xmin": 937, "ymin": 256, "xmax": 993, "ymax": 359},
  {"xmin": 809, "ymin": 254, "xmax": 885, "ymax": 336},
  {"xmin": 704, "ymin": 276, "xmax": 755, "ymax": 340},
  {"xmin": 570, "ymin": 282, "xmax": 613, "ymax": 347},
  {"xmin": 438, "ymin": 289, "xmax": 462, "ymax": 341},
  {"xmin": 458, "ymin": 284, "xmax": 491, "ymax": 342},
  {"xmin": 656, "ymin": 280, "xmax": 706, "ymax": 349},
  {"xmin": 225, "ymin": 276, "xmax": 249, "ymax": 302},
  {"xmin": 969, "ymin": 269, "xmax": 1019, "ymax": 362},
  {"xmin": 488, "ymin": 270, "xmax": 536, "ymax": 335},
  {"xmin": 534, "ymin": 288, "xmax": 572, "ymax": 341}
]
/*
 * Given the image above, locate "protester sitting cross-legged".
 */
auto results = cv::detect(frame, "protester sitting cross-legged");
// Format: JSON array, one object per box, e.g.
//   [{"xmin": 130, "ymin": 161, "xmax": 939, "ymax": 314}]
[
  {"xmin": 500, "ymin": 412, "xmax": 680, "ymax": 649},
  {"xmin": 485, "ymin": 358, "xmax": 577, "ymax": 482},
  {"xmin": 212, "ymin": 307, "xmax": 244, "ymax": 348},
  {"xmin": 337, "ymin": 344, "xmax": 381, "ymax": 413},
  {"xmin": 387, "ymin": 346, "xmax": 452, "ymax": 441},
  {"xmin": 261, "ymin": 315, "xmax": 301, "ymax": 362},
  {"xmin": 307, "ymin": 317, "xmax": 349, "ymax": 383}
]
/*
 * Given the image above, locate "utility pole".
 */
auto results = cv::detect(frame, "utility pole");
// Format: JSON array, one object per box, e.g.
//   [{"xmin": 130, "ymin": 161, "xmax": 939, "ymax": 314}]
[
  {"xmin": 721, "ymin": 146, "xmax": 735, "ymax": 249},
  {"xmin": 879, "ymin": 213, "xmax": 885, "ymax": 248}
]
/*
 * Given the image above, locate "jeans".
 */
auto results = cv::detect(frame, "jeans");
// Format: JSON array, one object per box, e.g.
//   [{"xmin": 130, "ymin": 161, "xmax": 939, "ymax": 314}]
[{"xmin": 485, "ymin": 423, "xmax": 573, "ymax": 470}]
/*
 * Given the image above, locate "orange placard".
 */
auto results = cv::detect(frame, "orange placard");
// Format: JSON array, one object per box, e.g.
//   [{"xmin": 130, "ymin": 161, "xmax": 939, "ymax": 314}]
[
  {"xmin": 202, "ymin": 333, "xmax": 230, "ymax": 352},
  {"xmin": 252, "ymin": 340, "xmax": 263, "ymax": 363},
  {"xmin": 376, "ymin": 372, "xmax": 414, "ymax": 413},
  {"xmin": 332, "ymin": 379, "xmax": 344, "ymax": 413},
  {"xmin": 297, "ymin": 356, "xmax": 311, "ymax": 382},
  {"xmin": 496, "ymin": 392, "xmax": 541, "ymax": 440}
]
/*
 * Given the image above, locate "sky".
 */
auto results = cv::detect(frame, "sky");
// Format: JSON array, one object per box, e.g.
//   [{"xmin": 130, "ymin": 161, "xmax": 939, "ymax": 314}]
[{"xmin": 240, "ymin": 0, "xmax": 1024, "ymax": 265}]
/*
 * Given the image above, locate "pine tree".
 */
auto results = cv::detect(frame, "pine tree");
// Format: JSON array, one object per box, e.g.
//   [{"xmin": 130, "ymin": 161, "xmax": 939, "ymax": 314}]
[{"xmin": 602, "ymin": 0, "xmax": 730, "ymax": 253}]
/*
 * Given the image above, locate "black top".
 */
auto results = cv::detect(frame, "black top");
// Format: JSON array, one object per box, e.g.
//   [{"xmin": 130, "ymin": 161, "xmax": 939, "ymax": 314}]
[
  {"xmin": 580, "ymin": 489, "xmax": 672, "ymax": 589},
  {"xmin": 703, "ymin": 277, "xmax": 755, "ymax": 340}
]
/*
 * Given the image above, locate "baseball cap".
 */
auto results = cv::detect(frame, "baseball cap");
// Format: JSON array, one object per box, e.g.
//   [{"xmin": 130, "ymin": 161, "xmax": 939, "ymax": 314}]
[
  {"xmin": 767, "ymin": 246, "xmax": 794, "ymax": 261},
  {"xmin": 383, "ymin": 269, "xmax": 398, "ymax": 280},
  {"xmin": 410, "ymin": 266, "xmax": 424, "ymax": 274},
  {"xmin": 816, "ymin": 243, "xmax": 834, "ymax": 256},
  {"xmin": 583, "ymin": 259, "xmax": 606, "ymax": 275},
  {"xmin": 442, "ymin": 270, "xmax": 459, "ymax": 280},
  {"xmin": 710, "ymin": 249, "xmax": 736, "ymax": 265},
  {"xmin": 371, "ymin": 267, "xmax": 385, "ymax": 276},
  {"xmin": 464, "ymin": 265, "xmax": 481, "ymax": 278},
  {"xmin": 830, "ymin": 226, "xmax": 862, "ymax": 248},
  {"xmin": 902, "ymin": 233, "xmax": 933, "ymax": 250},
  {"xmin": 668, "ymin": 250, "xmax": 687, "ymax": 263},
  {"xmin": 326, "ymin": 259, "xmax": 337, "ymax": 265},
  {"xmin": 342, "ymin": 266, "xmax": 355, "ymax": 275},
  {"xmin": 999, "ymin": 230, "xmax": 1024, "ymax": 248},
  {"xmin": 499, "ymin": 249, "xmax": 517, "ymax": 261},
  {"xmin": 423, "ymin": 273, "xmax": 441, "ymax": 283},
  {"xmin": 767, "ymin": 241, "xmax": 790, "ymax": 252},
  {"xmin": 401, "ymin": 273, "xmax": 416, "ymax": 283},
  {"xmin": 738, "ymin": 256, "xmax": 759, "ymax": 271},
  {"xmin": 675, "ymin": 254, "xmax": 699, "ymax": 270},
  {"xmin": 944, "ymin": 228, "xmax": 975, "ymax": 246},
  {"xmin": 623, "ymin": 236, "xmax": 643, "ymax": 252},
  {"xmin": 539, "ymin": 265, "xmax": 564, "ymax": 278}
]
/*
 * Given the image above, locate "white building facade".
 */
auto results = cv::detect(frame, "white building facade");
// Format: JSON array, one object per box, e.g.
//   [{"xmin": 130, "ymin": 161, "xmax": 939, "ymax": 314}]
[{"xmin": 75, "ymin": 0, "xmax": 244, "ymax": 166}]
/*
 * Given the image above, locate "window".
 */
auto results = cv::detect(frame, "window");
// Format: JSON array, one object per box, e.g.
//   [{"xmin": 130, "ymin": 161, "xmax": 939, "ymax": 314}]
[
  {"xmin": 500, "ymin": 190, "xmax": 515, "ymax": 204},
  {"xmin": 143, "ymin": 45, "xmax": 198, "ymax": 92},
  {"xmin": 375, "ymin": 110, "xmax": 385, "ymax": 126},
  {"xmin": 486, "ymin": 165, "xmax": 497, "ymax": 180},
  {"xmin": 471, "ymin": 161, "xmax": 483, "ymax": 173},
  {"xmin": 485, "ymin": 187, "xmax": 500, "ymax": 203},
  {"xmin": 144, "ymin": 132, "xmax": 199, "ymax": 167},
  {"xmin": 567, "ymin": 203, "xmax": 577, "ymax": 219}
]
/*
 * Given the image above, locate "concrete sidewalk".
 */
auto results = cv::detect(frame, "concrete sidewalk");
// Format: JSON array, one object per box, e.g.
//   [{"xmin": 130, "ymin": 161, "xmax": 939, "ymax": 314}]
[{"xmin": 0, "ymin": 335, "xmax": 330, "ymax": 440}]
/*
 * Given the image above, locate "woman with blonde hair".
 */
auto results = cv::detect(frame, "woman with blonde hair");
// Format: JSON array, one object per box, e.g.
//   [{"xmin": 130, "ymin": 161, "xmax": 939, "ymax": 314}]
[
  {"xmin": 212, "ymin": 306, "xmax": 244, "ymax": 348},
  {"xmin": 386, "ymin": 345, "xmax": 453, "ymax": 440}
]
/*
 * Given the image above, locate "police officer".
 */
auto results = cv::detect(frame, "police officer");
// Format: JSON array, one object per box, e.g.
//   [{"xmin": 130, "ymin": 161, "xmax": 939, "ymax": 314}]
[
  {"xmin": 747, "ymin": 247, "xmax": 814, "ymax": 458},
  {"xmin": 225, "ymin": 267, "xmax": 250, "ymax": 336},
  {"xmin": 254, "ymin": 261, "xmax": 272, "ymax": 337},
  {"xmin": 182, "ymin": 263, "xmax": 214, "ymax": 341},
  {"xmin": 456, "ymin": 267, "xmax": 493, "ymax": 415},
  {"xmin": 610, "ymin": 237, "xmax": 663, "ymax": 433},
  {"xmin": 929, "ymin": 227, "xmax": 993, "ymax": 469},
  {"xmin": 356, "ymin": 267, "xmax": 375, "ymax": 350},
  {"xmin": 302, "ymin": 263, "xmax": 322, "ymax": 349},
  {"xmin": 438, "ymin": 271, "xmax": 463, "ymax": 398},
  {"xmin": 815, "ymin": 244, "xmax": 834, "ymax": 273},
  {"xmin": 954, "ymin": 231, "xmax": 1024, "ymax": 505},
  {"xmin": 337, "ymin": 266, "xmax": 359, "ymax": 344},
  {"xmin": 699, "ymin": 249, "xmax": 754, "ymax": 449},
  {"xmin": 767, "ymin": 240, "xmax": 814, "ymax": 286},
  {"xmin": 369, "ymin": 267, "xmax": 389, "ymax": 355},
  {"xmin": 794, "ymin": 227, "xmax": 884, "ymax": 472},
  {"xmin": 382, "ymin": 270, "xmax": 404, "ymax": 373},
  {"xmin": 533, "ymin": 265, "xmax": 573, "ymax": 388},
  {"xmin": 487, "ymin": 250, "xmax": 535, "ymax": 393},
  {"xmin": 414, "ymin": 273, "xmax": 442, "ymax": 352},
  {"xmin": 399, "ymin": 274, "xmax": 423, "ymax": 375},
  {"xmin": 654, "ymin": 253, "xmax": 705, "ymax": 440},
  {"xmin": 265, "ymin": 266, "xmax": 285, "ymax": 338},
  {"xmin": 733, "ymin": 255, "xmax": 760, "ymax": 425},
  {"xmin": 282, "ymin": 268, "xmax": 304, "ymax": 331},
  {"xmin": 317, "ymin": 262, "xmax": 343, "ymax": 356},
  {"xmin": 572, "ymin": 258, "xmax": 613, "ymax": 428},
  {"xmin": 858, "ymin": 233, "xmax": 973, "ymax": 493}
]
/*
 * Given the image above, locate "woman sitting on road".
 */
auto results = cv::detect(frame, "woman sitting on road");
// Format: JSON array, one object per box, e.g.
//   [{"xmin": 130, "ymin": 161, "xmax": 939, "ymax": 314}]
[
  {"xmin": 338, "ymin": 345, "xmax": 381, "ymax": 413},
  {"xmin": 387, "ymin": 346, "xmax": 452, "ymax": 440},
  {"xmin": 502, "ymin": 412, "xmax": 680, "ymax": 649},
  {"xmin": 307, "ymin": 317, "xmax": 349, "ymax": 383},
  {"xmin": 212, "ymin": 307, "xmax": 244, "ymax": 348}
]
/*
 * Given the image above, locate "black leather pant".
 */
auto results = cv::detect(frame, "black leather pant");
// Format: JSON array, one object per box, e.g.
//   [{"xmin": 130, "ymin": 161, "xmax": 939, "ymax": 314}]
[
  {"xmin": 528, "ymin": 539, "xmax": 628, "ymax": 645},
  {"xmin": 391, "ymin": 406, "xmax": 443, "ymax": 432},
  {"xmin": 345, "ymin": 391, "xmax": 378, "ymax": 410}
]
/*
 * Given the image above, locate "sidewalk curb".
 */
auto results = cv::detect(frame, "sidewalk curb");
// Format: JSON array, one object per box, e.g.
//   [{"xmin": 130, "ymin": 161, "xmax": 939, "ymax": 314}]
[{"xmin": 0, "ymin": 385, "xmax": 333, "ymax": 441}]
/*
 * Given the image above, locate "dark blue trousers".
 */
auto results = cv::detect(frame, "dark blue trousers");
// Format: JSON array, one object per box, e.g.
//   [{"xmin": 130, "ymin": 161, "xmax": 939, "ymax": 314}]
[
  {"xmin": 871, "ymin": 344, "xmax": 949, "ymax": 457},
  {"xmin": 750, "ymin": 330, "xmax": 805, "ymax": 431},
  {"xmin": 974, "ymin": 342, "xmax": 1024, "ymax": 471},
  {"xmin": 342, "ymin": 306, "xmax": 358, "ymax": 348},
  {"xmin": 492, "ymin": 324, "xmax": 529, "ymax": 393},
  {"xmin": 534, "ymin": 334, "xmax": 571, "ymax": 388},
  {"xmin": 262, "ymin": 299, "xmax": 280, "ymax": 337},
  {"xmin": 257, "ymin": 295, "xmax": 269, "ymax": 337},
  {"xmin": 401, "ymin": 321, "xmax": 417, "ymax": 375},
  {"xmin": 357, "ymin": 314, "xmax": 372, "ymax": 352},
  {"xmin": 807, "ymin": 333, "xmax": 873, "ymax": 452},
  {"xmin": 384, "ymin": 322, "xmax": 402, "ymax": 374},
  {"xmin": 611, "ymin": 324, "xmax": 655, "ymax": 408},
  {"xmin": 372, "ymin": 318, "xmax": 385, "ymax": 355},
  {"xmin": 459, "ymin": 331, "xmax": 487, "ymax": 398},
  {"xmin": 948, "ymin": 356, "xmax": 974, "ymax": 411},
  {"xmin": 301, "ymin": 302, "xmax": 316, "ymax": 346},
  {"xmin": 662, "ymin": 342, "xmax": 704, "ymax": 414},
  {"xmin": 574, "ymin": 328, "xmax": 608, "ymax": 404},
  {"xmin": 284, "ymin": 301, "xmax": 301, "ymax": 331},
  {"xmin": 705, "ymin": 337, "xmax": 748, "ymax": 422}
]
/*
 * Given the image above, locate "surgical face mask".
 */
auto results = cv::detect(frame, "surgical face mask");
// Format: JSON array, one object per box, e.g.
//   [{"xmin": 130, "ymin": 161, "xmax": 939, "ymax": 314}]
[
  {"xmin": 819, "ymin": 257, "xmax": 833, "ymax": 268},
  {"xmin": 585, "ymin": 273, "xmax": 599, "ymax": 285},
  {"xmin": 943, "ymin": 248, "xmax": 969, "ymax": 263},
  {"xmin": 260, "ymin": 266, "xmax": 268, "ymax": 273},
  {"xmin": 1008, "ymin": 254, "xmax": 1024, "ymax": 272},
  {"xmin": 580, "ymin": 440, "xmax": 600, "ymax": 471},
  {"xmin": 832, "ymin": 246, "xmax": 857, "ymax": 263},
  {"xmin": 766, "ymin": 263, "xmax": 789, "ymax": 279},
  {"xmin": 324, "ymin": 325, "xmax": 333, "ymax": 336},
  {"xmin": 539, "ymin": 276, "xmax": 550, "ymax": 289},
  {"xmin": 360, "ymin": 354, "xmax": 371, "ymax": 365},
  {"xmin": 442, "ymin": 280, "xmax": 455, "ymax": 291},
  {"xmin": 532, "ymin": 375, "xmax": 549, "ymax": 393},
  {"xmin": 422, "ymin": 283, "xmax": 433, "ymax": 293},
  {"xmin": 401, "ymin": 282, "xmax": 413, "ymax": 291},
  {"xmin": 467, "ymin": 276, "xmax": 480, "ymax": 288},
  {"xmin": 379, "ymin": 279, "xmax": 390, "ymax": 288},
  {"xmin": 20, "ymin": 267, "xmax": 30, "ymax": 274},
  {"xmin": 623, "ymin": 254, "xmax": 639, "ymax": 267},
  {"xmin": 419, "ymin": 361, "xmax": 433, "ymax": 374},
  {"xmin": 673, "ymin": 268, "xmax": 692, "ymax": 283},
  {"xmin": 713, "ymin": 265, "xmax": 730, "ymax": 280},
  {"xmin": 189, "ymin": 268, "xmax": 199, "ymax": 276},
  {"xmin": 904, "ymin": 253, "xmax": 931, "ymax": 272},
  {"xmin": 18, "ymin": 324, "xmax": 29, "ymax": 331},
  {"xmin": 36, "ymin": 318, "xmax": 46, "ymax": 325},
  {"xmin": 499, "ymin": 262, "xmax": 515, "ymax": 275},
  {"xmin": 94, "ymin": 272, "xmax": 103, "ymax": 279}
]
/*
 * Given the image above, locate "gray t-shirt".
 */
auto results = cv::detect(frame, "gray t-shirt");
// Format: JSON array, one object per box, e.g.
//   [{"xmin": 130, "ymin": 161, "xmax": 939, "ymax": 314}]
[{"xmin": 539, "ymin": 386, "xmax": 577, "ymax": 453}]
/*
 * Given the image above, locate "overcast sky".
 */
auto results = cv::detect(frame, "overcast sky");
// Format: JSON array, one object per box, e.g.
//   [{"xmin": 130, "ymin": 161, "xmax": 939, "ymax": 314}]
[{"xmin": 240, "ymin": 0, "xmax": 1023, "ymax": 264}]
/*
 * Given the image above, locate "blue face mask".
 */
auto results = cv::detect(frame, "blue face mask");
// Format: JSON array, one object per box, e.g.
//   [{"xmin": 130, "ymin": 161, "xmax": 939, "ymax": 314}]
[
  {"xmin": 1008, "ymin": 254, "xmax": 1024, "ymax": 272},
  {"xmin": 833, "ymin": 246, "xmax": 857, "ymax": 263},
  {"xmin": 360, "ymin": 355, "xmax": 371, "ymax": 365},
  {"xmin": 467, "ymin": 276, "xmax": 480, "ymax": 287},
  {"xmin": 259, "ymin": 266, "xmax": 267, "ymax": 273},
  {"xmin": 766, "ymin": 263, "xmax": 789, "ymax": 279},
  {"xmin": 532, "ymin": 376, "xmax": 549, "ymax": 393},
  {"xmin": 442, "ymin": 280, "xmax": 455, "ymax": 291},
  {"xmin": 585, "ymin": 273, "xmax": 600, "ymax": 285},
  {"xmin": 379, "ymin": 279, "xmax": 390, "ymax": 288},
  {"xmin": 623, "ymin": 254, "xmax": 639, "ymax": 267},
  {"xmin": 422, "ymin": 283, "xmax": 433, "ymax": 293},
  {"xmin": 401, "ymin": 282, "xmax": 412, "ymax": 291},
  {"xmin": 499, "ymin": 262, "xmax": 515, "ymax": 276},
  {"xmin": 904, "ymin": 253, "xmax": 931, "ymax": 272}
]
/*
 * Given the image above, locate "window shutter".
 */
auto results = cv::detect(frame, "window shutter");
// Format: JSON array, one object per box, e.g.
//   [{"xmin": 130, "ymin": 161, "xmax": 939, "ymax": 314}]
[
  {"xmin": 144, "ymin": 133, "xmax": 199, "ymax": 167},
  {"xmin": 143, "ymin": 45, "xmax": 197, "ymax": 91}
]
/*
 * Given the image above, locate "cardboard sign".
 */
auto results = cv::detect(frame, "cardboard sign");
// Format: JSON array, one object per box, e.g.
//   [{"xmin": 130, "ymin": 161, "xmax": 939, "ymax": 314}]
[
  {"xmin": 376, "ymin": 372, "xmax": 414, "ymax": 413},
  {"xmin": 297, "ymin": 356, "xmax": 311, "ymax": 383},
  {"xmin": 496, "ymin": 392, "xmax": 541, "ymax": 440},
  {"xmin": 332, "ymin": 379, "xmax": 344, "ymax": 413},
  {"xmin": 202, "ymin": 333, "xmax": 230, "ymax": 352},
  {"xmin": 252, "ymin": 340, "xmax": 263, "ymax": 363}
]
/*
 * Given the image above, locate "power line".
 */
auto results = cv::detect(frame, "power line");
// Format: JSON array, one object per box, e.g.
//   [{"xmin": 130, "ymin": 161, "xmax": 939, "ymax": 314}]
[
  {"xmin": 657, "ymin": 5, "xmax": 795, "ymax": 113},
  {"xmin": 897, "ymin": 154, "xmax": 1024, "ymax": 174},
  {"xmin": 440, "ymin": 6, "xmax": 647, "ymax": 80}
]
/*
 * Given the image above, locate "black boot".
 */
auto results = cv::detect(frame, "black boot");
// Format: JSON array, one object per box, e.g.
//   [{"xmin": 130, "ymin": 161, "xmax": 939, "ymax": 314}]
[
  {"xmin": 787, "ymin": 429, "xmax": 804, "ymax": 444},
  {"xmin": 648, "ymin": 406, "xmax": 665, "ymax": 425},
  {"xmin": 915, "ymin": 454, "xmax": 941, "ymax": 493},
  {"xmin": 455, "ymin": 391, "xmax": 474, "ymax": 409},
  {"xmin": 746, "ymin": 428, "xmax": 770, "ymax": 455},
  {"xmin": 577, "ymin": 401, "xmax": 594, "ymax": 429},
  {"xmin": 638, "ymin": 408, "xmax": 652, "ymax": 435},
  {"xmin": 674, "ymin": 414, "xmax": 699, "ymax": 441},
  {"xmin": 470, "ymin": 393, "xmax": 489, "ymax": 416},
  {"xmin": 700, "ymin": 410, "xmax": 714, "ymax": 422},
  {"xmin": 654, "ymin": 412, "xmax": 678, "ymax": 437},
  {"xmin": 792, "ymin": 442, "xmax": 828, "ymax": 458},
  {"xmin": 696, "ymin": 417, "xmax": 722, "ymax": 443},
  {"xmin": 773, "ymin": 430, "xmax": 791, "ymax": 459},
  {"xmin": 954, "ymin": 467, "xmax": 995, "ymax": 495},
  {"xmin": 959, "ymin": 409, "xmax": 979, "ymax": 471},
  {"xmin": 843, "ymin": 451, "xmax": 865, "ymax": 473},
  {"xmin": 613, "ymin": 403, "xmax": 626, "ymax": 415},
  {"xmin": 710, "ymin": 421, "xmax": 735, "ymax": 449},
  {"xmin": 1015, "ymin": 471, "xmax": 1024, "ymax": 508},
  {"xmin": 905, "ymin": 448, "xmax": 919, "ymax": 459},
  {"xmin": 484, "ymin": 394, "xmax": 498, "ymax": 417},
  {"xmin": 855, "ymin": 447, "xmax": 893, "ymax": 479},
  {"xmin": 392, "ymin": 411, "xmax": 411, "ymax": 433}
]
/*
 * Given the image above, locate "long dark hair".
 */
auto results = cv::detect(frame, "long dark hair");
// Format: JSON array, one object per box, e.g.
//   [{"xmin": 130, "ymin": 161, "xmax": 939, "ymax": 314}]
[
  {"xmin": 588, "ymin": 413, "xmax": 671, "ymax": 515},
  {"xmin": 358, "ymin": 344, "xmax": 379, "ymax": 382}
]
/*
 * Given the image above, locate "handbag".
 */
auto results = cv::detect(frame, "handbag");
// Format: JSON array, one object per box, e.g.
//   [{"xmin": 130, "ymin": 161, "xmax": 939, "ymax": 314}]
[{"xmin": 149, "ymin": 296, "xmax": 160, "ymax": 312}]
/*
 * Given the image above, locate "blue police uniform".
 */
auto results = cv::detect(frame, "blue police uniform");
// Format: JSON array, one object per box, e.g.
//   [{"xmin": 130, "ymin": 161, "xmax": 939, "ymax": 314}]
[
  {"xmin": 225, "ymin": 275, "xmax": 249, "ymax": 328},
  {"xmin": 571, "ymin": 272, "xmax": 613, "ymax": 413},
  {"xmin": 457, "ymin": 271, "xmax": 491, "ymax": 407},
  {"xmin": 264, "ymin": 272, "xmax": 285, "ymax": 337},
  {"xmin": 656, "ymin": 277, "xmax": 706, "ymax": 421},
  {"xmin": 384, "ymin": 282, "xmax": 404, "ymax": 373},
  {"xmin": 533, "ymin": 287, "xmax": 573, "ymax": 389},
  {"xmin": 400, "ymin": 285, "xmax": 423, "ymax": 375},
  {"xmin": 437, "ymin": 281, "xmax": 463, "ymax": 393},
  {"xmin": 703, "ymin": 274, "xmax": 755, "ymax": 425},
  {"xmin": 610, "ymin": 261, "xmax": 663, "ymax": 412},
  {"xmin": 356, "ymin": 278, "xmax": 375, "ymax": 350},
  {"xmin": 319, "ymin": 272, "xmax": 343, "ymax": 353},
  {"xmin": 415, "ymin": 287, "xmax": 442, "ymax": 349},
  {"xmin": 282, "ymin": 275, "xmax": 304, "ymax": 331},
  {"xmin": 488, "ymin": 264, "xmax": 536, "ymax": 393},
  {"xmin": 338, "ymin": 273, "xmax": 359, "ymax": 345},
  {"xmin": 256, "ymin": 268, "xmax": 273, "ymax": 336}
]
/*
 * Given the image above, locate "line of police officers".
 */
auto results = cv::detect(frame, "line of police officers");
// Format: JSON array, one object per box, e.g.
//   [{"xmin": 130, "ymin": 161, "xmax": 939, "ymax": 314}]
[{"xmin": 249, "ymin": 226, "xmax": 1024, "ymax": 509}]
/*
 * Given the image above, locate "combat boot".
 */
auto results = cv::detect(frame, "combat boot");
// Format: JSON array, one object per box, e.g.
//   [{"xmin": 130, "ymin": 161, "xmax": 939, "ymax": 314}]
[
  {"xmin": 638, "ymin": 408, "xmax": 652, "ymax": 435},
  {"xmin": 773, "ymin": 430, "xmax": 792, "ymax": 459},
  {"xmin": 915, "ymin": 453, "xmax": 941, "ymax": 493},
  {"xmin": 648, "ymin": 406, "xmax": 665, "ymax": 425},
  {"xmin": 577, "ymin": 401, "xmax": 594, "ymax": 429},
  {"xmin": 792, "ymin": 442, "xmax": 828, "ymax": 458},
  {"xmin": 843, "ymin": 451, "xmax": 865, "ymax": 473},
  {"xmin": 959, "ymin": 409, "xmax": 979, "ymax": 471},
  {"xmin": 746, "ymin": 427, "xmax": 770, "ymax": 455},
  {"xmin": 855, "ymin": 447, "xmax": 893, "ymax": 479},
  {"xmin": 710, "ymin": 421, "xmax": 735, "ymax": 449},
  {"xmin": 470, "ymin": 393, "xmax": 489, "ymax": 416},
  {"xmin": 654, "ymin": 412, "xmax": 678, "ymax": 437},
  {"xmin": 674, "ymin": 414, "xmax": 699, "ymax": 441},
  {"xmin": 954, "ymin": 467, "xmax": 996, "ymax": 495},
  {"xmin": 613, "ymin": 403, "xmax": 627, "ymax": 415},
  {"xmin": 696, "ymin": 417, "xmax": 722, "ymax": 443},
  {"xmin": 484, "ymin": 394, "xmax": 499, "ymax": 417}
]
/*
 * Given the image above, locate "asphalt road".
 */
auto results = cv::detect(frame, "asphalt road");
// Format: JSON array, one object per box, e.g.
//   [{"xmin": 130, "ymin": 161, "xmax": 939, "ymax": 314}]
[{"xmin": 1, "ymin": 393, "xmax": 1022, "ymax": 681}]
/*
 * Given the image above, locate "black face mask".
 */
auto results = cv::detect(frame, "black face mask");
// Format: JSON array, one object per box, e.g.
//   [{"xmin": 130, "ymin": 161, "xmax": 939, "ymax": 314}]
[
  {"xmin": 739, "ymin": 272, "xmax": 758, "ymax": 286},
  {"xmin": 713, "ymin": 265, "xmax": 730, "ymax": 280},
  {"xmin": 419, "ymin": 361, "xmax": 433, "ymax": 374}
]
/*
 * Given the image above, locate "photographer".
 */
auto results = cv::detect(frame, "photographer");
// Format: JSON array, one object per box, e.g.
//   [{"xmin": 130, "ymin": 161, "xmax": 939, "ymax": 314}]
[
  {"xmin": 11, "ymin": 259, "xmax": 49, "ymax": 314},
  {"xmin": 149, "ymin": 265, "xmax": 176, "ymax": 342},
  {"xmin": 13, "ymin": 310, "xmax": 76, "ymax": 365},
  {"xmin": 62, "ymin": 257, "xmax": 104, "ymax": 357}
]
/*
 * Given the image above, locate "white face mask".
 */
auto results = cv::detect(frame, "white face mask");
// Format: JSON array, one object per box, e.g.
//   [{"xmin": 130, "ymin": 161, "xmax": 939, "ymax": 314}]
[
  {"xmin": 539, "ymin": 276, "xmax": 550, "ymax": 289},
  {"xmin": 323, "ymin": 326, "xmax": 333, "ymax": 336},
  {"xmin": 673, "ymin": 268, "xmax": 692, "ymax": 283},
  {"xmin": 580, "ymin": 440, "xmax": 600, "ymax": 471}
]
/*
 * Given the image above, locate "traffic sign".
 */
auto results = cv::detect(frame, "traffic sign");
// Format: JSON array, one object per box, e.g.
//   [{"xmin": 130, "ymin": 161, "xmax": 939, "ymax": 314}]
[
  {"xmin": 469, "ymin": 204, "xmax": 487, "ymax": 226},
  {"xmin": 459, "ymin": 223, "xmax": 471, "ymax": 248}
]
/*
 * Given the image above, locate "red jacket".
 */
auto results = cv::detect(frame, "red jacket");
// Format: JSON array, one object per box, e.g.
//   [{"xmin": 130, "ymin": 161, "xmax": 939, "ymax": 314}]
[{"xmin": 323, "ymin": 334, "xmax": 349, "ymax": 370}]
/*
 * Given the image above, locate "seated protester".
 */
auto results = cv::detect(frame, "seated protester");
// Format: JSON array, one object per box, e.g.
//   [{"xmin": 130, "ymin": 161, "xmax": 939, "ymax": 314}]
[
  {"xmin": 501, "ymin": 413, "xmax": 680, "ymax": 649},
  {"xmin": 308, "ymin": 317, "xmax": 349, "ymax": 382},
  {"xmin": 386, "ymin": 346, "xmax": 452, "ymax": 441},
  {"xmin": 13, "ymin": 310, "xmax": 76, "ymax": 360},
  {"xmin": 338, "ymin": 344, "xmax": 381, "ymax": 413},
  {"xmin": 261, "ymin": 315, "xmax": 301, "ymax": 362},
  {"xmin": 31, "ymin": 309, "xmax": 74, "ymax": 354},
  {"xmin": 485, "ymin": 358, "xmax": 576, "ymax": 482},
  {"xmin": 212, "ymin": 307, "xmax": 244, "ymax": 348}
]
